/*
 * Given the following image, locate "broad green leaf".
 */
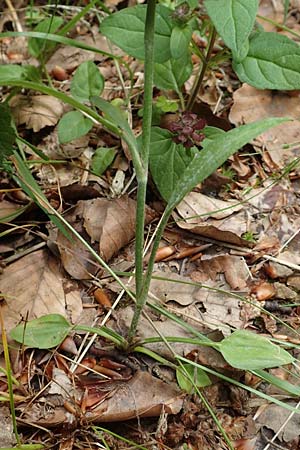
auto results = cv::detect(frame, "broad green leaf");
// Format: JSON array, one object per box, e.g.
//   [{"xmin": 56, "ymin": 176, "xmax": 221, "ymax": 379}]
[
  {"xmin": 0, "ymin": 104, "xmax": 16, "ymax": 165},
  {"xmin": 10, "ymin": 314, "xmax": 71, "ymax": 349},
  {"xmin": 177, "ymin": 363, "xmax": 211, "ymax": 393},
  {"xmin": 92, "ymin": 147, "xmax": 116, "ymax": 175},
  {"xmin": 219, "ymin": 330, "xmax": 294, "ymax": 370},
  {"xmin": 204, "ymin": 0, "xmax": 258, "ymax": 60},
  {"xmin": 0, "ymin": 65, "xmax": 28, "ymax": 82},
  {"xmin": 167, "ymin": 117, "xmax": 288, "ymax": 209},
  {"xmin": 58, "ymin": 111, "xmax": 93, "ymax": 144},
  {"xmin": 71, "ymin": 61, "xmax": 104, "ymax": 102},
  {"xmin": 150, "ymin": 127, "xmax": 198, "ymax": 201},
  {"xmin": 170, "ymin": 24, "xmax": 193, "ymax": 59},
  {"xmin": 154, "ymin": 53, "xmax": 192, "ymax": 93},
  {"xmin": 233, "ymin": 32, "xmax": 300, "ymax": 89},
  {"xmin": 100, "ymin": 5, "xmax": 172, "ymax": 63},
  {"xmin": 28, "ymin": 16, "xmax": 64, "ymax": 58}
]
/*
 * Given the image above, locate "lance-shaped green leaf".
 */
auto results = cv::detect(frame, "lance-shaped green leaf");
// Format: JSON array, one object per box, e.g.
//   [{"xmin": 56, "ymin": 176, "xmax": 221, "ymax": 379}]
[
  {"xmin": 166, "ymin": 117, "xmax": 289, "ymax": 209},
  {"xmin": 205, "ymin": 0, "xmax": 258, "ymax": 60},
  {"xmin": 100, "ymin": 4, "xmax": 172, "ymax": 63},
  {"xmin": 233, "ymin": 32, "xmax": 300, "ymax": 89},
  {"xmin": 218, "ymin": 330, "xmax": 294, "ymax": 370}
]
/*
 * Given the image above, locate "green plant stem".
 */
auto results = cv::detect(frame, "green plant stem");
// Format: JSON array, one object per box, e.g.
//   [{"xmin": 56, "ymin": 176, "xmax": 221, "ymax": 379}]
[
  {"xmin": 187, "ymin": 25, "xmax": 217, "ymax": 110},
  {"xmin": 257, "ymin": 14, "xmax": 300, "ymax": 40},
  {"xmin": 0, "ymin": 311, "xmax": 21, "ymax": 446},
  {"xmin": 132, "ymin": 0, "xmax": 156, "ymax": 306},
  {"xmin": 128, "ymin": 206, "xmax": 172, "ymax": 341}
]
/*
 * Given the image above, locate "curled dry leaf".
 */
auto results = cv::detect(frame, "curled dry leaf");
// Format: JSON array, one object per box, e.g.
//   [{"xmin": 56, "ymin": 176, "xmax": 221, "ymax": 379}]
[
  {"xmin": 175, "ymin": 191, "xmax": 251, "ymax": 247},
  {"xmin": 20, "ymin": 371, "xmax": 183, "ymax": 426},
  {"xmin": 10, "ymin": 95, "xmax": 64, "ymax": 132},
  {"xmin": 57, "ymin": 196, "xmax": 156, "ymax": 279},
  {"xmin": 0, "ymin": 249, "xmax": 82, "ymax": 336},
  {"xmin": 81, "ymin": 196, "xmax": 156, "ymax": 261},
  {"xmin": 229, "ymin": 84, "xmax": 300, "ymax": 173}
]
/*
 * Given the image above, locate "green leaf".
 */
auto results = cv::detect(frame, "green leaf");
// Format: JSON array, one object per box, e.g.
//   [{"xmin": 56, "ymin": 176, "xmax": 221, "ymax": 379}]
[
  {"xmin": 219, "ymin": 330, "xmax": 294, "ymax": 370},
  {"xmin": 28, "ymin": 16, "xmax": 64, "ymax": 58},
  {"xmin": 10, "ymin": 314, "xmax": 71, "ymax": 349},
  {"xmin": 92, "ymin": 147, "xmax": 116, "ymax": 175},
  {"xmin": 233, "ymin": 32, "xmax": 300, "ymax": 89},
  {"xmin": 177, "ymin": 363, "xmax": 211, "ymax": 393},
  {"xmin": 58, "ymin": 111, "xmax": 93, "ymax": 144},
  {"xmin": 100, "ymin": 5, "xmax": 172, "ymax": 63},
  {"xmin": 0, "ymin": 104, "xmax": 16, "ymax": 165},
  {"xmin": 0, "ymin": 65, "xmax": 29, "ymax": 83},
  {"xmin": 204, "ymin": 0, "xmax": 258, "ymax": 60},
  {"xmin": 154, "ymin": 53, "xmax": 192, "ymax": 93},
  {"xmin": 150, "ymin": 127, "xmax": 198, "ymax": 201},
  {"xmin": 166, "ymin": 117, "xmax": 288, "ymax": 209},
  {"xmin": 170, "ymin": 24, "xmax": 193, "ymax": 59},
  {"xmin": 254, "ymin": 369, "xmax": 300, "ymax": 397},
  {"xmin": 71, "ymin": 61, "xmax": 104, "ymax": 103}
]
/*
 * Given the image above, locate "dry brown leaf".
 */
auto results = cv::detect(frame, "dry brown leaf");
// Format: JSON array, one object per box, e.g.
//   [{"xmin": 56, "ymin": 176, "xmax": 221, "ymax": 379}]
[
  {"xmin": 0, "ymin": 199, "xmax": 25, "ymax": 221},
  {"xmin": 229, "ymin": 84, "xmax": 300, "ymax": 172},
  {"xmin": 194, "ymin": 255, "xmax": 249, "ymax": 290},
  {"xmin": 257, "ymin": 403, "xmax": 300, "ymax": 442},
  {"xmin": 10, "ymin": 95, "xmax": 64, "ymax": 132},
  {"xmin": 90, "ymin": 371, "xmax": 184, "ymax": 422},
  {"xmin": 175, "ymin": 192, "xmax": 250, "ymax": 247},
  {"xmin": 46, "ymin": 29, "xmax": 114, "ymax": 72},
  {"xmin": 0, "ymin": 406, "xmax": 16, "ymax": 447},
  {"xmin": 56, "ymin": 197, "xmax": 156, "ymax": 279},
  {"xmin": 20, "ymin": 371, "xmax": 183, "ymax": 426},
  {"xmin": 0, "ymin": 249, "xmax": 82, "ymax": 335},
  {"xmin": 81, "ymin": 196, "xmax": 155, "ymax": 261}
]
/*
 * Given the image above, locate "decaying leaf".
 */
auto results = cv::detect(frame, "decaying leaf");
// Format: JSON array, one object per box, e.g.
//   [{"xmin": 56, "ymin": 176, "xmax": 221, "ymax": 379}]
[
  {"xmin": 257, "ymin": 403, "xmax": 300, "ymax": 442},
  {"xmin": 0, "ymin": 249, "xmax": 82, "ymax": 335},
  {"xmin": 175, "ymin": 191, "xmax": 250, "ymax": 247},
  {"xmin": 20, "ymin": 370, "xmax": 183, "ymax": 426},
  {"xmin": 229, "ymin": 84, "xmax": 300, "ymax": 173},
  {"xmin": 56, "ymin": 196, "xmax": 156, "ymax": 279},
  {"xmin": 193, "ymin": 255, "xmax": 250, "ymax": 290},
  {"xmin": 10, "ymin": 94, "xmax": 64, "ymax": 132}
]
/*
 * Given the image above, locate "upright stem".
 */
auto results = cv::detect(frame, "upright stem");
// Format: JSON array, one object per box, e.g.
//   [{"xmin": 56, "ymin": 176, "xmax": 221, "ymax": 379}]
[
  {"xmin": 129, "ymin": 0, "xmax": 156, "ymax": 340},
  {"xmin": 187, "ymin": 26, "xmax": 217, "ymax": 111},
  {"xmin": 128, "ymin": 207, "xmax": 173, "ymax": 341}
]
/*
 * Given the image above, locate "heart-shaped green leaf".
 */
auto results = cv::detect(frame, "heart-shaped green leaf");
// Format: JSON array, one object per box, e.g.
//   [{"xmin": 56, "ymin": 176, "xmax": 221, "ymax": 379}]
[
  {"xmin": 233, "ymin": 32, "xmax": 300, "ymax": 89},
  {"xmin": 170, "ymin": 24, "xmax": 193, "ymax": 59},
  {"xmin": 177, "ymin": 363, "xmax": 211, "ymax": 393},
  {"xmin": 71, "ymin": 61, "xmax": 104, "ymax": 102},
  {"xmin": 100, "ymin": 5, "xmax": 172, "ymax": 63},
  {"xmin": 58, "ymin": 111, "xmax": 93, "ymax": 144},
  {"xmin": 150, "ymin": 127, "xmax": 198, "ymax": 201},
  {"xmin": 205, "ymin": 0, "xmax": 258, "ymax": 60},
  {"xmin": 154, "ymin": 52, "xmax": 193, "ymax": 93}
]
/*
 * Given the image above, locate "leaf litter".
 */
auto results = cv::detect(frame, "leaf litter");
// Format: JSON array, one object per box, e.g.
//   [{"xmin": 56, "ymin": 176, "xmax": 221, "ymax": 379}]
[{"xmin": 1, "ymin": 1, "xmax": 300, "ymax": 449}]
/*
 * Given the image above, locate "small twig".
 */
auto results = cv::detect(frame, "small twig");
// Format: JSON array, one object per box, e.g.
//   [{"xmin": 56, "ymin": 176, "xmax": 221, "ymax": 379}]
[{"xmin": 263, "ymin": 254, "xmax": 300, "ymax": 272}]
